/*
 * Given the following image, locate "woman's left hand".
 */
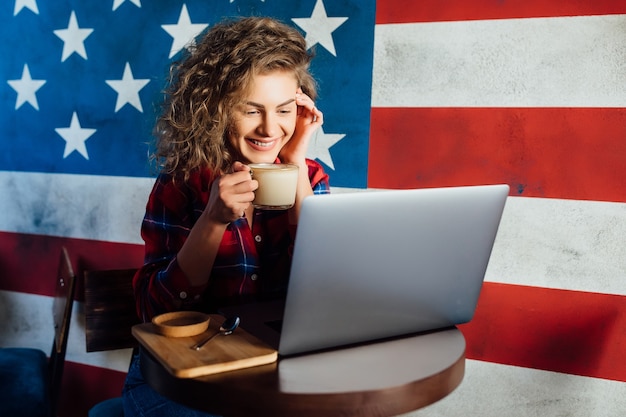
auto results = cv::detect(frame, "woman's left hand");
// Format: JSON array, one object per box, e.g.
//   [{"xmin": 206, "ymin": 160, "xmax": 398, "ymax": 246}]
[{"xmin": 279, "ymin": 89, "xmax": 323, "ymax": 164}]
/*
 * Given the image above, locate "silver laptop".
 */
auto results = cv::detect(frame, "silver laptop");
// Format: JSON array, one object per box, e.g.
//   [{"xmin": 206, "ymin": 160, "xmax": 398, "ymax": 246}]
[{"xmin": 221, "ymin": 184, "xmax": 509, "ymax": 356}]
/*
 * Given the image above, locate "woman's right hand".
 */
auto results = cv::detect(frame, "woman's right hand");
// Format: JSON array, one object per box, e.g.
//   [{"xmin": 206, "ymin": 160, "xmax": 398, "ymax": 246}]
[
  {"xmin": 205, "ymin": 162, "xmax": 258, "ymax": 224},
  {"xmin": 177, "ymin": 162, "xmax": 257, "ymax": 286}
]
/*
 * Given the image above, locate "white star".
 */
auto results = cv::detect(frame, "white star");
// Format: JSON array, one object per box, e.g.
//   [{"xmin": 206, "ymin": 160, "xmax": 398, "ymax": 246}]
[
  {"xmin": 55, "ymin": 112, "xmax": 97, "ymax": 160},
  {"xmin": 292, "ymin": 0, "xmax": 348, "ymax": 57},
  {"xmin": 106, "ymin": 63, "xmax": 150, "ymax": 112},
  {"xmin": 53, "ymin": 11, "xmax": 94, "ymax": 62},
  {"xmin": 161, "ymin": 4, "xmax": 208, "ymax": 59},
  {"xmin": 7, "ymin": 64, "xmax": 46, "ymax": 110},
  {"xmin": 14, "ymin": 0, "xmax": 39, "ymax": 15},
  {"xmin": 113, "ymin": 0, "xmax": 141, "ymax": 11},
  {"xmin": 307, "ymin": 127, "xmax": 345, "ymax": 170}
]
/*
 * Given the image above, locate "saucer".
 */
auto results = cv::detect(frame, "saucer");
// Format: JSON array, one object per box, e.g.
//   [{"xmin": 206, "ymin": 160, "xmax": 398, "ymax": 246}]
[{"xmin": 152, "ymin": 311, "xmax": 211, "ymax": 338}]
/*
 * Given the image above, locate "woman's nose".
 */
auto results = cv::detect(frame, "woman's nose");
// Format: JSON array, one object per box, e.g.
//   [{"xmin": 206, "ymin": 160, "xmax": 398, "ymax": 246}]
[{"xmin": 259, "ymin": 113, "xmax": 278, "ymax": 137}]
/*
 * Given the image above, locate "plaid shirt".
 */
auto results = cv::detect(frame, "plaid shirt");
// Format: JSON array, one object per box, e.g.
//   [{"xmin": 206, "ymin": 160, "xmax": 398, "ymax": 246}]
[{"xmin": 134, "ymin": 159, "xmax": 330, "ymax": 321}]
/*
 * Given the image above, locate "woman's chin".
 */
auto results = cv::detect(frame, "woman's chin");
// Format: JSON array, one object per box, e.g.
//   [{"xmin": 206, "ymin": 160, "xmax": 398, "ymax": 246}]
[{"xmin": 246, "ymin": 154, "xmax": 279, "ymax": 165}]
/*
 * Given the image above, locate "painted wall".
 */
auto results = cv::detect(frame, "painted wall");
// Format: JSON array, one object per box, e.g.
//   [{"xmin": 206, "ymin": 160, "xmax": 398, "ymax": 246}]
[{"xmin": 1, "ymin": 1, "xmax": 625, "ymax": 416}]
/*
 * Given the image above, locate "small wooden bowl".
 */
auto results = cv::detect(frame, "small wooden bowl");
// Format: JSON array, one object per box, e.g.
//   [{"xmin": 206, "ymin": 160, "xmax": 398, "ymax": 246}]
[{"xmin": 152, "ymin": 311, "xmax": 211, "ymax": 338}]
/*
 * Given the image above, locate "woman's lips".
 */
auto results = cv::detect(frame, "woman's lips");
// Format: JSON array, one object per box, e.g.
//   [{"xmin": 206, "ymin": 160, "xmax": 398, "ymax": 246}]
[{"xmin": 247, "ymin": 138, "xmax": 278, "ymax": 150}]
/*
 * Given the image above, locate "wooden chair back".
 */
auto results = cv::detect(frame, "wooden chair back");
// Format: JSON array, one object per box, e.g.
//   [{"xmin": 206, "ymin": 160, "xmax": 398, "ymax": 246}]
[
  {"xmin": 50, "ymin": 246, "xmax": 78, "ymax": 415},
  {"xmin": 53, "ymin": 247, "xmax": 76, "ymax": 354},
  {"xmin": 84, "ymin": 268, "xmax": 141, "ymax": 352}
]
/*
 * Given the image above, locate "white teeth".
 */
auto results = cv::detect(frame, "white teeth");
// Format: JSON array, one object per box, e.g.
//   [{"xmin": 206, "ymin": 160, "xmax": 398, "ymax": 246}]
[{"xmin": 250, "ymin": 139, "xmax": 273, "ymax": 148}]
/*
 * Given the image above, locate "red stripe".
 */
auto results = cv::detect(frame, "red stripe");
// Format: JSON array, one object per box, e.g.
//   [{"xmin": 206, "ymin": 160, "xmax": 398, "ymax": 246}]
[
  {"xmin": 58, "ymin": 361, "xmax": 127, "ymax": 417},
  {"xmin": 368, "ymin": 107, "xmax": 626, "ymax": 203},
  {"xmin": 0, "ymin": 231, "xmax": 143, "ymax": 299},
  {"xmin": 375, "ymin": 0, "xmax": 626, "ymax": 24},
  {"xmin": 459, "ymin": 282, "xmax": 626, "ymax": 382}
]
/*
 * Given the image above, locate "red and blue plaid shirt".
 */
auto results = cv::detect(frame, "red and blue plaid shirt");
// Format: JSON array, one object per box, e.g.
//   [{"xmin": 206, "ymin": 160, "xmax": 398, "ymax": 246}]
[{"xmin": 133, "ymin": 159, "xmax": 330, "ymax": 321}]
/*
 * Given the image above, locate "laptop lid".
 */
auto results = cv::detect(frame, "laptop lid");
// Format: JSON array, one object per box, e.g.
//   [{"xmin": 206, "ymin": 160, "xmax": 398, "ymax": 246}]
[{"xmin": 276, "ymin": 184, "xmax": 509, "ymax": 356}]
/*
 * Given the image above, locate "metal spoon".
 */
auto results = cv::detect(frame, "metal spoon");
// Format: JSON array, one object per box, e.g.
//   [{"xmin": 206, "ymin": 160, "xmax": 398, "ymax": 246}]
[{"xmin": 191, "ymin": 316, "xmax": 240, "ymax": 351}]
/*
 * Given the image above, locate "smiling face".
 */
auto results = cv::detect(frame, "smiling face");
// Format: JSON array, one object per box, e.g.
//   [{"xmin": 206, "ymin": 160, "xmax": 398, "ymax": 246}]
[{"xmin": 229, "ymin": 70, "xmax": 299, "ymax": 164}]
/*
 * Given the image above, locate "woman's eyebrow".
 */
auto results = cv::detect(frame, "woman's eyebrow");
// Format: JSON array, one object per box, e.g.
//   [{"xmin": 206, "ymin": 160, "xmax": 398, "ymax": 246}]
[
  {"xmin": 245, "ymin": 98, "xmax": 296, "ymax": 109},
  {"xmin": 277, "ymin": 98, "xmax": 296, "ymax": 107}
]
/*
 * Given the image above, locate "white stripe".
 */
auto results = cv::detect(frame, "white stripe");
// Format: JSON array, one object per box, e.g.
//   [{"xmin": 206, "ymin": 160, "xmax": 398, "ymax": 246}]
[
  {"xmin": 372, "ymin": 14, "xmax": 626, "ymax": 107},
  {"xmin": 0, "ymin": 290, "xmax": 134, "ymax": 373},
  {"xmin": 1, "ymin": 172, "xmax": 625, "ymax": 295},
  {"xmin": 404, "ymin": 360, "xmax": 626, "ymax": 417},
  {"xmin": 486, "ymin": 196, "xmax": 626, "ymax": 296},
  {"xmin": 0, "ymin": 170, "xmax": 152, "ymax": 244}
]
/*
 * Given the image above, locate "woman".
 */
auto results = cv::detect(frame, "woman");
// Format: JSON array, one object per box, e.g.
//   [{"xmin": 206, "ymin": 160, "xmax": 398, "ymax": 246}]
[{"xmin": 123, "ymin": 16, "xmax": 330, "ymax": 417}]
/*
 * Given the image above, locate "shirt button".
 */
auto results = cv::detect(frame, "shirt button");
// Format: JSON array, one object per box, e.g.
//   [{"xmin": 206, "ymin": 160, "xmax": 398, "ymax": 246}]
[
  {"xmin": 254, "ymin": 235, "xmax": 262, "ymax": 242},
  {"xmin": 250, "ymin": 274, "xmax": 258, "ymax": 281},
  {"xmin": 179, "ymin": 291, "xmax": 187, "ymax": 299}
]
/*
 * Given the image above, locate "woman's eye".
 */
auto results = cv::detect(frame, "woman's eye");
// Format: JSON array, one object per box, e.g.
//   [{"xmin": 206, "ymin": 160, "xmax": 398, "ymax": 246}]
[{"xmin": 245, "ymin": 109, "xmax": 260, "ymax": 115}]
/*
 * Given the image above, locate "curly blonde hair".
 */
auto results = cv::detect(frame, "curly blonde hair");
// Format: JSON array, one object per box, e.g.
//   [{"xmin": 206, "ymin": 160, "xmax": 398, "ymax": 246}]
[{"xmin": 153, "ymin": 16, "xmax": 317, "ymax": 180}]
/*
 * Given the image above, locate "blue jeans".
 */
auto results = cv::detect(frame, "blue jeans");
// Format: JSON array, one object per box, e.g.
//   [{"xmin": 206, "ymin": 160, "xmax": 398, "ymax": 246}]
[{"xmin": 122, "ymin": 353, "xmax": 220, "ymax": 417}]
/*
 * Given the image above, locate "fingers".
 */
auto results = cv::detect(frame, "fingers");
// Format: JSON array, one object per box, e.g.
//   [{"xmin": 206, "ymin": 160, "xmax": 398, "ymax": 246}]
[
  {"xmin": 296, "ymin": 92, "xmax": 323, "ymax": 125},
  {"xmin": 232, "ymin": 161, "xmax": 251, "ymax": 174},
  {"xmin": 208, "ymin": 163, "xmax": 258, "ymax": 223},
  {"xmin": 280, "ymin": 92, "xmax": 323, "ymax": 164},
  {"xmin": 220, "ymin": 167, "xmax": 257, "ymax": 202},
  {"xmin": 310, "ymin": 105, "xmax": 323, "ymax": 124}
]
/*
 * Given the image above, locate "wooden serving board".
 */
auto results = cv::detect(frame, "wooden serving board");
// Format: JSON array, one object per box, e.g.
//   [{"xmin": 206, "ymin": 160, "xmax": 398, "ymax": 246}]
[{"xmin": 132, "ymin": 314, "xmax": 277, "ymax": 378}]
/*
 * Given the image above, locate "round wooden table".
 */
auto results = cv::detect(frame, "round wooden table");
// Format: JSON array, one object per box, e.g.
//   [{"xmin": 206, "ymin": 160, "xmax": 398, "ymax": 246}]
[{"xmin": 140, "ymin": 326, "xmax": 465, "ymax": 417}]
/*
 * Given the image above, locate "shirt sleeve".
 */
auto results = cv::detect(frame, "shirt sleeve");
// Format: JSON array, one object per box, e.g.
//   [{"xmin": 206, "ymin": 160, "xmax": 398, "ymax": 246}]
[
  {"xmin": 306, "ymin": 158, "xmax": 331, "ymax": 194},
  {"xmin": 285, "ymin": 158, "xmax": 331, "ymax": 239},
  {"xmin": 133, "ymin": 172, "xmax": 209, "ymax": 321}
]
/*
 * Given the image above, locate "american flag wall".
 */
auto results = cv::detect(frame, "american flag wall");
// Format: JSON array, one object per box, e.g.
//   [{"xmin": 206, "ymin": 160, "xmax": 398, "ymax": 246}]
[{"xmin": 1, "ymin": 1, "xmax": 625, "ymax": 416}]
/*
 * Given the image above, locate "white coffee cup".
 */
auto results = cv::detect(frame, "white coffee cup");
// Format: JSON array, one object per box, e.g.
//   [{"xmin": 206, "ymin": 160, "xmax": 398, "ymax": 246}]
[{"xmin": 249, "ymin": 163, "xmax": 299, "ymax": 210}]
